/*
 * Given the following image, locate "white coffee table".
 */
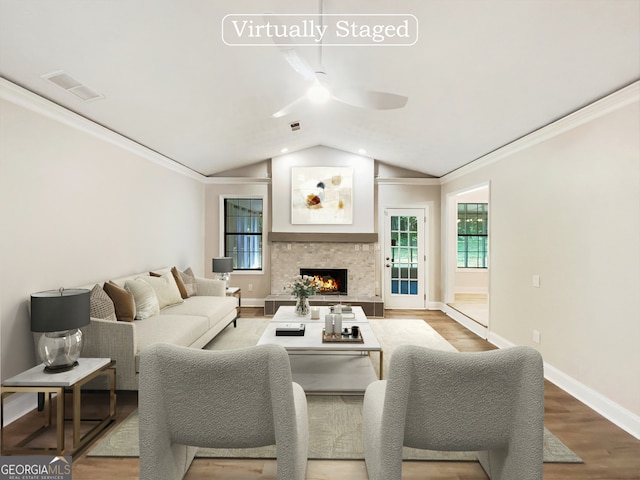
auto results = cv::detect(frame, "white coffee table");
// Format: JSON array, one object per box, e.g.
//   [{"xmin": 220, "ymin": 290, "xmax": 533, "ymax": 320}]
[
  {"xmin": 268, "ymin": 305, "xmax": 370, "ymax": 324},
  {"xmin": 257, "ymin": 306, "xmax": 382, "ymax": 395}
]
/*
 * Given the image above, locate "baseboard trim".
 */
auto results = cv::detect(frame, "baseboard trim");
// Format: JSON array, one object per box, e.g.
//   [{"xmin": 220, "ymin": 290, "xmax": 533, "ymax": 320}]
[
  {"xmin": 2, "ymin": 392, "xmax": 38, "ymax": 427},
  {"xmin": 487, "ymin": 331, "xmax": 640, "ymax": 440},
  {"xmin": 441, "ymin": 304, "xmax": 488, "ymax": 339},
  {"xmin": 240, "ymin": 297, "xmax": 265, "ymax": 308}
]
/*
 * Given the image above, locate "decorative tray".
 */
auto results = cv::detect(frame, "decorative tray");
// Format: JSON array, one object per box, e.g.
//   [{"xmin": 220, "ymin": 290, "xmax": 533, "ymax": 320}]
[{"xmin": 322, "ymin": 329, "xmax": 364, "ymax": 343}]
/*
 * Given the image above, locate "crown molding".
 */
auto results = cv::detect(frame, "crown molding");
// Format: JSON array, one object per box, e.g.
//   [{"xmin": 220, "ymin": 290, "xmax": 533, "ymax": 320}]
[
  {"xmin": 204, "ymin": 176, "xmax": 271, "ymax": 184},
  {"xmin": 441, "ymin": 81, "xmax": 640, "ymax": 184},
  {"xmin": 376, "ymin": 177, "xmax": 440, "ymax": 186},
  {"xmin": 0, "ymin": 77, "xmax": 206, "ymax": 182}
]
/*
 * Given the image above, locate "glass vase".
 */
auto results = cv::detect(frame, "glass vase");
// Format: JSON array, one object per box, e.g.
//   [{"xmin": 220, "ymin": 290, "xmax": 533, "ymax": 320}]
[{"xmin": 295, "ymin": 296, "xmax": 310, "ymax": 316}]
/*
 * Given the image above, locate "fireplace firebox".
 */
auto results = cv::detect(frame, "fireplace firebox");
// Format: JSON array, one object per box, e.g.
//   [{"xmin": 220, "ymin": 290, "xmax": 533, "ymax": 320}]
[{"xmin": 300, "ymin": 268, "xmax": 347, "ymax": 295}]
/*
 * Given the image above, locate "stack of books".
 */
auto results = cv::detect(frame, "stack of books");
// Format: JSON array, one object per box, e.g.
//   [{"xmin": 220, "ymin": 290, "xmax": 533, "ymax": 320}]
[{"xmin": 275, "ymin": 323, "xmax": 306, "ymax": 336}]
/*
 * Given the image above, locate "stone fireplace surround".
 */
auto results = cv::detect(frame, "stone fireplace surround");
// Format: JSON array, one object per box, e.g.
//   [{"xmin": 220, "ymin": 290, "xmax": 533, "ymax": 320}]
[
  {"xmin": 270, "ymin": 242, "xmax": 375, "ymax": 295},
  {"xmin": 267, "ymin": 239, "xmax": 384, "ymax": 317}
]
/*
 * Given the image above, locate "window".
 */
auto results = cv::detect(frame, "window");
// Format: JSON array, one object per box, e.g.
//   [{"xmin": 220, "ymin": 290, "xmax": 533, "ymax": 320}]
[
  {"xmin": 457, "ymin": 203, "xmax": 488, "ymax": 268},
  {"xmin": 224, "ymin": 198, "xmax": 263, "ymax": 271}
]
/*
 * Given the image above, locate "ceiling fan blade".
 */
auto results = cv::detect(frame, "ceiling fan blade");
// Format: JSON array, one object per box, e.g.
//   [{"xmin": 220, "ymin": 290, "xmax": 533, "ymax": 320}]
[
  {"xmin": 263, "ymin": 14, "xmax": 316, "ymax": 81},
  {"xmin": 272, "ymin": 95, "xmax": 306, "ymax": 118},
  {"xmin": 279, "ymin": 47, "xmax": 316, "ymax": 81},
  {"xmin": 332, "ymin": 87, "xmax": 408, "ymax": 110}
]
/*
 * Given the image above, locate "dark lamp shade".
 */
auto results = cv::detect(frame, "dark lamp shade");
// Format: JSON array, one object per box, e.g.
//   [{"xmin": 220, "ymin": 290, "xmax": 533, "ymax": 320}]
[
  {"xmin": 31, "ymin": 288, "xmax": 91, "ymax": 333},
  {"xmin": 212, "ymin": 257, "xmax": 233, "ymax": 273}
]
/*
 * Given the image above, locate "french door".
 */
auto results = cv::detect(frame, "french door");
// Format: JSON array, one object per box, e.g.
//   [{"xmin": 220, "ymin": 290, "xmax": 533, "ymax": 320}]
[{"xmin": 383, "ymin": 208, "xmax": 426, "ymax": 309}]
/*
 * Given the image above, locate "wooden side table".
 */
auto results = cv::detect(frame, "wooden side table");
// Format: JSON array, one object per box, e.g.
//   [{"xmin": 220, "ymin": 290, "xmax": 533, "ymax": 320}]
[
  {"xmin": 226, "ymin": 287, "xmax": 241, "ymax": 321},
  {"xmin": 1, "ymin": 358, "xmax": 116, "ymax": 456}
]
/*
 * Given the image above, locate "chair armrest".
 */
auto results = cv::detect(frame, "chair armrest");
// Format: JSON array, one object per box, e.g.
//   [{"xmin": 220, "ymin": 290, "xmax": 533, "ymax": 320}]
[
  {"xmin": 82, "ymin": 317, "xmax": 136, "ymax": 359},
  {"xmin": 195, "ymin": 277, "xmax": 226, "ymax": 297}
]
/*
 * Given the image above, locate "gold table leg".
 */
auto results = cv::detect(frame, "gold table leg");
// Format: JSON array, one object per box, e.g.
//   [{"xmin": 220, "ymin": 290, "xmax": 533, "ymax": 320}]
[{"xmin": 1, "ymin": 362, "xmax": 116, "ymax": 456}]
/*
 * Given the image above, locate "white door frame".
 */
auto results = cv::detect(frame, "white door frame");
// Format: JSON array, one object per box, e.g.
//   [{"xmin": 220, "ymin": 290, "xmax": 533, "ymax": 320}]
[
  {"xmin": 382, "ymin": 206, "xmax": 428, "ymax": 309},
  {"xmin": 443, "ymin": 183, "xmax": 490, "ymax": 337}
]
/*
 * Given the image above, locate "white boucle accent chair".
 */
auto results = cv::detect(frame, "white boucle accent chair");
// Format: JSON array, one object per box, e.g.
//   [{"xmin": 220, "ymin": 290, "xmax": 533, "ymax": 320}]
[
  {"xmin": 363, "ymin": 345, "xmax": 544, "ymax": 480},
  {"xmin": 138, "ymin": 343, "xmax": 309, "ymax": 480}
]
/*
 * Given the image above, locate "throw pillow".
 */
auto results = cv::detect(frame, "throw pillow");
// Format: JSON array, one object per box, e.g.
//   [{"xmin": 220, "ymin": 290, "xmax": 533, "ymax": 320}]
[
  {"xmin": 142, "ymin": 271, "xmax": 183, "ymax": 309},
  {"xmin": 179, "ymin": 267, "xmax": 198, "ymax": 297},
  {"xmin": 171, "ymin": 267, "xmax": 189, "ymax": 299},
  {"xmin": 103, "ymin": 281, "xmax": 136, "ymax": 322},
  {"xmin": 89, "ymin": 284, "xmax": 116, "ymax": 321},
  {"xmin": 125, "ymin": 278, "xmax": 160, "ymax": 320}
]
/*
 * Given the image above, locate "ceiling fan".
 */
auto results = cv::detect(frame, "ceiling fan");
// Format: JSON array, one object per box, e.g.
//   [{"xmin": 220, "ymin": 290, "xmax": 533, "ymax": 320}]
[{"xmin": 270, "ymin": 2, "xmax": 408, "ymax": 118}]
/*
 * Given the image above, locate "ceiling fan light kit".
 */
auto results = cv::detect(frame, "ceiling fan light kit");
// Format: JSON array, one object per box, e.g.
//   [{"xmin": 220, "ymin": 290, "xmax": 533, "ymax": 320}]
[{"xmin": 307, "ymin": 83, "xmax": 330, "ymax": 104}]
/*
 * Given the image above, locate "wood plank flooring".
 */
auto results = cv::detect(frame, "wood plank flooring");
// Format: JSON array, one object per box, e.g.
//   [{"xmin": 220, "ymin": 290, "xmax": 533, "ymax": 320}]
[{"xmin": 4, "ymin": 307, "xmax": 639, "ymax": 479}]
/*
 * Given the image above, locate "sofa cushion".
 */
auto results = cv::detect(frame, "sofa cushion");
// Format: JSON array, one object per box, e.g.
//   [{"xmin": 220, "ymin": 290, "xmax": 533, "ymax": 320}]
[
  {"xmin": 179, "ymin": 267, "xmax": 197, "ymax": 297},
  {"xmin": 125, "ymin": 278, "xmax": 160, "ymax": 320},
  {"xmin": 161, "ymin": 295, "xmax": 237, "ymax": 330},
  {"xmin": 90, "ymin": 284, "xmax": 117, "ymax": 321},
  {"xmin": 103, "ymin": 281, "xmax": 136, "ymax": 322},
  {"xmin": 171, "ymin": 267, "xmax": 189, "ymax": 299},
  {"xmin": 142, "ymin": 271, "xmax": 183, "ymax": 309},
  {"xmin": 134, "ymin": 314, "xmax": 210, "ymax": 372}
]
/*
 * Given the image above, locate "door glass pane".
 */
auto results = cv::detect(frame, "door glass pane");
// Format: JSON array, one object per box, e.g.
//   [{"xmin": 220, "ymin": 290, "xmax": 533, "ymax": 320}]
[
  {"xmin": 409, "ymin": 265, "xmax": 418, "ymax": 279},
  {"xmin": 390, "ymin": 215, "xmax": 419, "ymax": 296}
]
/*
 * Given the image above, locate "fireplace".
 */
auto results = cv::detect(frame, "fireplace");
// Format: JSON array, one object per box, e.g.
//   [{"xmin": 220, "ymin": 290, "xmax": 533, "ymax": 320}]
[{"xmin": 300, "ymin": 268, "xmax": 348, "ymax": 295}]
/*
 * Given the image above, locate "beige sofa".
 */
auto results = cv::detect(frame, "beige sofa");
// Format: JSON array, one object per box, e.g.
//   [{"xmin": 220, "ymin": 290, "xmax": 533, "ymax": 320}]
[{"xmin": 36, "ymin": 267, "xmax": 238, "ymax": 391}]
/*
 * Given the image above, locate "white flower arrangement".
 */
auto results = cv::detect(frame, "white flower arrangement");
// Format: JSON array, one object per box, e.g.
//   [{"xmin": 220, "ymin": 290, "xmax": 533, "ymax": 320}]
[{"xmin": 289, "ymin": 275, "xmax": 322, "ymax": 298}]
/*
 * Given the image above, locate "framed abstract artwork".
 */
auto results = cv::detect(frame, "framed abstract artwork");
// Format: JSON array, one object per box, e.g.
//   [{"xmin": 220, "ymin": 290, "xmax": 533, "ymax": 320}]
[{"xmin": 291, "ymin": 166, "xmax": 353, "ymax": 224}]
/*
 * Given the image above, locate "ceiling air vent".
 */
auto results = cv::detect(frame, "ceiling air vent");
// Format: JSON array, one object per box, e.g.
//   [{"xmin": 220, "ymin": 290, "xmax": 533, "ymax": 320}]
[
  {"xmin": 290, "ymin": 121, "xmax": 300, "ymax": 132},
  {"xmin": 41, "ymin": 71, "xmax": 104, "ymax": 102}
]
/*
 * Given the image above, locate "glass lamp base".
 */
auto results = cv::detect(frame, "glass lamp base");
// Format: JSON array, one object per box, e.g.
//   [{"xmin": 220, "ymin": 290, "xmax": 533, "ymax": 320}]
[
  {"xmin": 216, "ymin": 272, "xmax": 231, "ymax": 288},
  {"xmin": 38, "ymin": 329, "xmax": 83, "ymax": 374},
  {"xmin": 43, "ymin": 361, "xmax": 79, "ymax": 374}
]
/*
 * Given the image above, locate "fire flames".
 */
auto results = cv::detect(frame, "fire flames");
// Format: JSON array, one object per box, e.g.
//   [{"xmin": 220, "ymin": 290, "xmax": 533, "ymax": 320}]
[{"xmin": 314, "ymin": 275, "xmax": 339, "ymax": 293}]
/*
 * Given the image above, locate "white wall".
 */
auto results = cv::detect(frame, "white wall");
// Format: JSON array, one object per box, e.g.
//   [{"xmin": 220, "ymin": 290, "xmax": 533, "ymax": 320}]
[
  {"xmin": 441, "ymin": 86, "xmax": 640, "ymax": 434},
  {"xmin": 206, "ymin": 159, "xmax": 437, "ymax": 303},
  {"xmin": 0, "ymin": 85, "xmax": 205, "ymax": 383},
  {"xmin": 271, "ymin": 146, "xmax": 374, "ymax": 233}
]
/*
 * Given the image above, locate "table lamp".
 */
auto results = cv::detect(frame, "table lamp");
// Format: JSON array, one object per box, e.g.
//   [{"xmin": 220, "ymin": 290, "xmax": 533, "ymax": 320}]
[
  {"xmin": 31, "ymin": 288, "xmax": 90, "ymax": 373},
  {"xmin": 212, "ymin": 257, "xmax": 233, "ymax": 288}
]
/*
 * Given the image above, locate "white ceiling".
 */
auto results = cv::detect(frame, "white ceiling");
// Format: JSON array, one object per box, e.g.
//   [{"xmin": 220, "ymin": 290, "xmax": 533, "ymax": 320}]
[{"xmin": 1, "ymin": 0, "xmax": 638, "ymax": 177}]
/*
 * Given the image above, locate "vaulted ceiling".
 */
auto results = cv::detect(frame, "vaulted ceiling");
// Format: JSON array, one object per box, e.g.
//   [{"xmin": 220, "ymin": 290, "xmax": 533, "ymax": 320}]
[{"xmin": 1, "ymin": 0, "xmax": 638, "ymax": 177}]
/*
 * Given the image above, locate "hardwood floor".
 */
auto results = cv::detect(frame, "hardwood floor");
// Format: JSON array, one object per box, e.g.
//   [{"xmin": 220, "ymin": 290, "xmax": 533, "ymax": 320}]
[{"xmin": 4, "ymin": 307, "xmax": 639, "ymax": 479}]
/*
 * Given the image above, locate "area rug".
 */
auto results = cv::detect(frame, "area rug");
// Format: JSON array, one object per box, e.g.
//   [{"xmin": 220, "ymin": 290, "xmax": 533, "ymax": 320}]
[{"xmin": 88, "ymin": 317, "xmax": 582, "ymax": 463}]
